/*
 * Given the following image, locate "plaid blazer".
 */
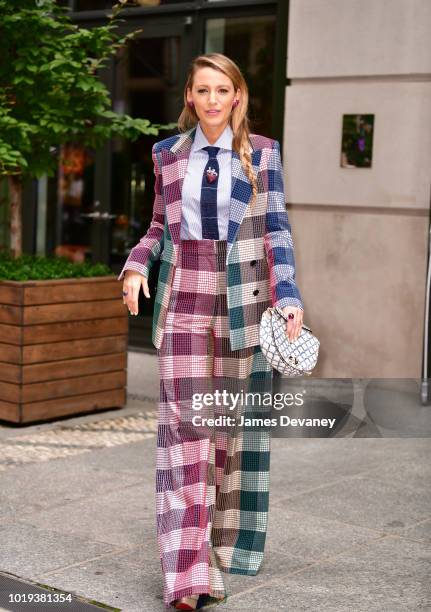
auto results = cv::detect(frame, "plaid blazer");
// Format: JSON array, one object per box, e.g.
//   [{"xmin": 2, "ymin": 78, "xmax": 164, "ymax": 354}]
[{"xmin": 118, "ymin": 125, "xmax": 303, "ymax": 351}]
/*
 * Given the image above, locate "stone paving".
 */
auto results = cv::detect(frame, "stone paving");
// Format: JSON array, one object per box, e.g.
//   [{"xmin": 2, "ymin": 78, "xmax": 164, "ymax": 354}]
[
  {"xmin": 0, "ymin": 411, "xmax": 158, "ymax": 472},
  {"xmin": 0, "ymin": 402, "xmax": 430, "ymax": 611}
]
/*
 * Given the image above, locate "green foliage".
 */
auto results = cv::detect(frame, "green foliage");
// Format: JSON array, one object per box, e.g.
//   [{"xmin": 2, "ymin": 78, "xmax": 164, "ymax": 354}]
[
  {"xmin": 0, "ymin": 0, "xmax": 174, "ymax": 179},
  {"xmin": 0, "ymin": 250, "xmax": 114, "ymax": 280}
]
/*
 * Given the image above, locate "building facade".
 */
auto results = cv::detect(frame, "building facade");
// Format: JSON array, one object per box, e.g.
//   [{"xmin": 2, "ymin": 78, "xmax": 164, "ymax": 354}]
[{"xmin": 284, "ymin": 0, "xmax": 431, "ymax": 377}]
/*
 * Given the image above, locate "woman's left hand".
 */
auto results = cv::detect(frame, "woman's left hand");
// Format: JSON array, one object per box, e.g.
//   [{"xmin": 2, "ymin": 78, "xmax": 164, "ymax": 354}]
[{"xmin": 281, "ymin": 306, "xmax": 304, "ymax": 342}]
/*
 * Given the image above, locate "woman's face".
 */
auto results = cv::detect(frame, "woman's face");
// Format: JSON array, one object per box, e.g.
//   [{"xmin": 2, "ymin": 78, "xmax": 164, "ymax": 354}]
[{"xmin": 186, "ymin": 67, "xmax": 240, "ymax": 130}]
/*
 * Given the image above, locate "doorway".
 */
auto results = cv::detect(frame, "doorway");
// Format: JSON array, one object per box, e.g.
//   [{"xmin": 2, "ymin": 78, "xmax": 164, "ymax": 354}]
[
  {"xmin": 108, "ymin": 20, "xmax": 191, "ymax": 348},
  {"xmin": 42, "ymin": 4, "xmax": 281, "ymax": 351}
]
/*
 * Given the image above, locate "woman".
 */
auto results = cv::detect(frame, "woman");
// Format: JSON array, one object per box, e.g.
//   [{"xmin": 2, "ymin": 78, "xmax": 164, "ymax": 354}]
[{"xmin": 118, "ymin": 53, "xmax": 304, "ymax": 610}]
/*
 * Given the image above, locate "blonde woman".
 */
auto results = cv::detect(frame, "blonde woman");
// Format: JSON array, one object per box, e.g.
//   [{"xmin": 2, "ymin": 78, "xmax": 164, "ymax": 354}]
[{"xmin": 119, "ymin": 53, "xmax": 304, "ymax": 610}]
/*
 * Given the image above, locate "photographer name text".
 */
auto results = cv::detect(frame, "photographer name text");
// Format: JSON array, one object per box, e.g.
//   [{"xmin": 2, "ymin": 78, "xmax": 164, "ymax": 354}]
[{"xmin": 191, "ymin": 415, "xmax": 336, "ymax": 428}]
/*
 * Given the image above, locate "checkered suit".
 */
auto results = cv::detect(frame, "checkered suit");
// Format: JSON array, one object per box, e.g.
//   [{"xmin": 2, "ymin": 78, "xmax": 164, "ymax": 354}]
[{"xmin": 118, "ymin": 125, "xmax": 303, "ymax": 351}]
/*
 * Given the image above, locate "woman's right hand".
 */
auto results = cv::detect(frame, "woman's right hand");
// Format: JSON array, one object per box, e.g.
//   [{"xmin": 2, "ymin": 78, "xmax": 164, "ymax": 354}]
[{"xmin": 122, "ymin": 270, "xmax": 151, "ymax": 316}]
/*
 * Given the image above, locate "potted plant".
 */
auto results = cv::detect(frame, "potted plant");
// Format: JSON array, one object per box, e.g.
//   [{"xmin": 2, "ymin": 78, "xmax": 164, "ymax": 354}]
[
  {"xmin": 0, "ymin": 253, "xmax": 127, "ymax": 423},
  {"xmin": 0, "ymin": 1, "xmax": 174, "ymax": 423}
]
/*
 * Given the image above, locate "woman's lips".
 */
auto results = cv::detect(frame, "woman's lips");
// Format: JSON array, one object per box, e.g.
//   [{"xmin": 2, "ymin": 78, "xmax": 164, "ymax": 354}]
[{"xmin": 206, "ymin": 110, "xmax": 220, "ymax": 114}]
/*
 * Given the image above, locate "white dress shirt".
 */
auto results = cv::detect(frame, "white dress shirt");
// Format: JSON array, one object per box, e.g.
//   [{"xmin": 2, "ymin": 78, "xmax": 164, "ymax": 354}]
[{"xmin": 180, "ymin": 121, "xmax": 233, "ymax": 240}]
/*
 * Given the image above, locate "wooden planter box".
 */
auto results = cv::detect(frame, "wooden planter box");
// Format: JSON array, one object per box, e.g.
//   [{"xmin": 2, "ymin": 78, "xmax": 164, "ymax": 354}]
[{"xmin": 0, "ymin": 276, "xmax": 128, "ymax": 424}]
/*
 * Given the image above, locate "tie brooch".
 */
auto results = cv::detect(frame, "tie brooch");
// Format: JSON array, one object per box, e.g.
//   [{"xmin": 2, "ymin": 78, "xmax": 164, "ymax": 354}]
[{"xmin": 206, "ymin": 166, "xmax": 218, "ymax": 183}]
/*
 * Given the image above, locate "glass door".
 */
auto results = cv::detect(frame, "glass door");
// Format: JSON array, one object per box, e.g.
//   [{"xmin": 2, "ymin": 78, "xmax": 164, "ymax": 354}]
[
  {"xmin": 204, "ymin": 12, "xmax": 277, "ymax": 136},
  {"xmin": 43, "ymin": 140, "xmax": 98, "ymax": 264},
  {"xmin": 41, "ymin": 17, "xmax": 191, "ymax": 350},
  {"xmin": 107, "ymin": 19, "xmax": 191, "ymax": 349},
  {"xmin": 39, "ymin": 3, "xmax": 281, "ymax": 352}
]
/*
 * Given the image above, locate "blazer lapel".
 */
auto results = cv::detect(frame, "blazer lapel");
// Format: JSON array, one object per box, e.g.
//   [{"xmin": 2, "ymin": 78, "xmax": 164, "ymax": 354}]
[
  {"xmin": 159, "ymin": 129, "xmax": 194, "ymax": 252},
  {"xmin": 226, "ymin": 147, "xmax": 255, "ymax": 262},
  {"xmin": 163, "ymin": 125, "xmax": 256, "ymax": 263}
]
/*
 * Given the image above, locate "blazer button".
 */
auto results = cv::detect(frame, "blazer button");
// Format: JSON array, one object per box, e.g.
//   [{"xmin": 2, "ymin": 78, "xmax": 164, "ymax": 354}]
[
  {"xmin": 253, "ymin": 289, "xmax": 259, "ymax": 296},
  {"xmin": 250, "ymin": 260, "xmax": 257, "ymax": 266}
]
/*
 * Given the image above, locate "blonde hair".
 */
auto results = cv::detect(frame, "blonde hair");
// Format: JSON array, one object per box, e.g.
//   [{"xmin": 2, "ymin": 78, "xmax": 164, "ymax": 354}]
[{"xmin": 178, "ymin": 53, "xmax": 258, "ymax": 208}]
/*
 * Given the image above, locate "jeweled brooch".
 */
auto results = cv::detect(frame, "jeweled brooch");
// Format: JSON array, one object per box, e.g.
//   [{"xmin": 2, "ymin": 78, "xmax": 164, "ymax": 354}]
[{"xmin": 206, "ymin": 167, "xmax": 218, "ymax": 183}]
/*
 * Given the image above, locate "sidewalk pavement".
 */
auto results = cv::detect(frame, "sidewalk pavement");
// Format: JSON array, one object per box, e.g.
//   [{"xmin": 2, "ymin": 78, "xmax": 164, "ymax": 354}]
[{"xmin": 0, "ymin": 352, "xmax": 430, "ymax": 611}]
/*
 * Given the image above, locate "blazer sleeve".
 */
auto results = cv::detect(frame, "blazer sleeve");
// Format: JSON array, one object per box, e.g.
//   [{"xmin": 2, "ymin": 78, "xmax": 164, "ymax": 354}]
[
  {"xmin": 117, "ymin": 143, "xmax": 165, "ymax": 281},
  {"xmin": 263, "ymin": 139, "xmax": 304, "ymax": 311}
]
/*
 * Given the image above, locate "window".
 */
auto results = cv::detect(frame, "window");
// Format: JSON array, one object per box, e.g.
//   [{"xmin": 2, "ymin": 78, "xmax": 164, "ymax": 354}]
[{"xmin": 205, "ymin": 14, "xmax": 276, "ymax": 135}]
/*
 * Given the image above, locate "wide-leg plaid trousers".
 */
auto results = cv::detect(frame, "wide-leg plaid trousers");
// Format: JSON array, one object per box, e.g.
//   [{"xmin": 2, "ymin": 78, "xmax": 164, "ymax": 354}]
[{"xmin": 156, "ymin": 239, "xmax": 273, "ymax": 608}]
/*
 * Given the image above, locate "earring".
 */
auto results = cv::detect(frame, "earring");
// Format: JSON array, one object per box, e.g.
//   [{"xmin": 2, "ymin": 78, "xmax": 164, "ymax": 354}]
[
  {"xmin": 187, "ymin": 101, "xmax": 194, "ymax": 108},
  {"xmin": 232, "ymin": 99, "xmax": 239, "ymax": 109}
]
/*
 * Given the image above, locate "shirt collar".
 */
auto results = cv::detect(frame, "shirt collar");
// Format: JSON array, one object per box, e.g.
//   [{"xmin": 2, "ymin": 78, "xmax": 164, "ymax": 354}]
[{"xmin": 192, "ymin": 121, "xmax": 233, "ymax": 152}]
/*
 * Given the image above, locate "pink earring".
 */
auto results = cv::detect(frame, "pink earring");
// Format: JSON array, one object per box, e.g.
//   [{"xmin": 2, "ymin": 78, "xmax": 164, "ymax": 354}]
[
  {"xmin": 187, "ymin": 101, "xmax": 194, "ymax": 108},
  {"xmin": 232, "ymin": 99, "xmax": 239, "ymax": 109}
]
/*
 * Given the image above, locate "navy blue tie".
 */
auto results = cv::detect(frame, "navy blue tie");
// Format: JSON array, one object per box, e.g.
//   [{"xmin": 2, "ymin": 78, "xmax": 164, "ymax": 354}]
[{"xmin": 201, "ymin": 145, "xmax": 220, "ymax": 239}]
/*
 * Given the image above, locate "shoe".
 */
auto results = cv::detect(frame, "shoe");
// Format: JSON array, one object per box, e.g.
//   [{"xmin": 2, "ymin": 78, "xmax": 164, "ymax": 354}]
[
  {"xmin": 173, "ymin": 594, "xmax": 200, "ymax": 610},
  {"xmin": 197, "ymin": 594, "xmax": 226, "ymax": 608}
]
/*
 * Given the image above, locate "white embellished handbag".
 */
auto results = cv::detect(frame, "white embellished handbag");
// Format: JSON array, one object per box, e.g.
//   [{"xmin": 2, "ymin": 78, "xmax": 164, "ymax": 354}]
[{"xmin": 259, "ymin": 305, "xmax": 320, "ymax": 376}]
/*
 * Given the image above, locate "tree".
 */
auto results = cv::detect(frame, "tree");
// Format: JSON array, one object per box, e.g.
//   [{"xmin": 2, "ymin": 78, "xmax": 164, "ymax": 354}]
[{"xmin": 0, "ymin": 0, "xmax": 174, "ymax": 256}]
